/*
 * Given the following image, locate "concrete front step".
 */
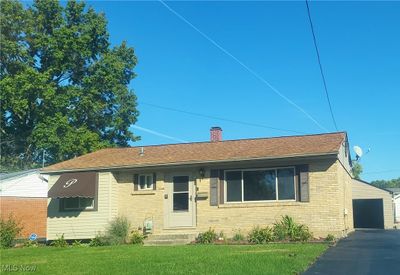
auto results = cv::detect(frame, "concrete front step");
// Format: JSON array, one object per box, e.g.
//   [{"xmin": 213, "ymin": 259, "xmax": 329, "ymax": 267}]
[{"xmin": 143, "ymin": 233, "xmax": 197, "ymax": 246}]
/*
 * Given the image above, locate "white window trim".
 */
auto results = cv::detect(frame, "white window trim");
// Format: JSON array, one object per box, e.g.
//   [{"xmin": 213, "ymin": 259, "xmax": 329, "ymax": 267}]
[
  {"xmin": 63, "ymin": 197, "xmax": 94, "ymax": 210},
  {"xmin": 138, "ymin": 174, "xmax": 154, "ymax": 190},
  {"xmin": 224, "ymin": 166, "xmax": 296, "ymax": 204}
]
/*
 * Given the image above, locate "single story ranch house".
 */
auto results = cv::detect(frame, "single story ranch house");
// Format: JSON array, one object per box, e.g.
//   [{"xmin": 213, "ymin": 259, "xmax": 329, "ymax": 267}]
[{"xmin": 43, "ymin": 129, "xmax": 354, "ymax": 240}]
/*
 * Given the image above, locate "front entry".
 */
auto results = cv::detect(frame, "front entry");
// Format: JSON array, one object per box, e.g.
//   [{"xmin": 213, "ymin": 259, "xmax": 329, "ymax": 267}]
[{"xmin": 164, "ymin": 174, "xmax": 196, "ymax": 228}]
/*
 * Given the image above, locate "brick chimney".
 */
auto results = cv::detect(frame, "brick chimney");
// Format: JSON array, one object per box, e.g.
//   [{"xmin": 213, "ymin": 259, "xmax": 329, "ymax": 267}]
[{"xmin": 210, "ymin": 127, "xmax": 222, "ymax": 142}]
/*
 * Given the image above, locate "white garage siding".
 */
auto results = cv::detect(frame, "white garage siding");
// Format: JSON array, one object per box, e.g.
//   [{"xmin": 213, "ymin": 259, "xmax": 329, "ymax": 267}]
[
  {"xmin": 352, "ymin": 179, "xmax": 394, "ymax": 229},
  {"xmin": 395, "ymin": 195, "xmax": 400, "ymax": 223}
]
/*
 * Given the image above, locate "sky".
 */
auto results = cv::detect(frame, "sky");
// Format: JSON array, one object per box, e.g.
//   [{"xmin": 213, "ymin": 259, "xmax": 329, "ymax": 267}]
[{"xmin": 83, "ymin": 0, "xmax": 400, "ymax": 182}]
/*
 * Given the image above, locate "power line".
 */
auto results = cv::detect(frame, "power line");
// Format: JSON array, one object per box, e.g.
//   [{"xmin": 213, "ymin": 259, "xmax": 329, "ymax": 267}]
[
  {"xmin": 305, "ymin": 0, "xmax": 338, "ymax": 131},
  {"xmin": 141, "ymin": 101, "xmax": 308, "ymax": 135},
  {"xmin": 159, "ymin": 0, "xmax": 328, "ymax": 132}
]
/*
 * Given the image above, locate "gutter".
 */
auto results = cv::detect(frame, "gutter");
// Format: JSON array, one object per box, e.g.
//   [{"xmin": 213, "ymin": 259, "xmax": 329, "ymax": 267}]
[{"xmin": 41, "ymin": 151, "xmax": 338, "ymax": 174}]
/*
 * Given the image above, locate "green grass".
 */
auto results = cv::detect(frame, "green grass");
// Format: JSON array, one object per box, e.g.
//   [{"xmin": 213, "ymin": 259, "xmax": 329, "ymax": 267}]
[{"xmin": 1, "ymin": 243, "xmax": 327, "ymax": 274}]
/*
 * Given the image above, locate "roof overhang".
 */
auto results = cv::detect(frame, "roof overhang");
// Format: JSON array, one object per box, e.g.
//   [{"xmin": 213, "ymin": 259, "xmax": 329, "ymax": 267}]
[{"xmin": 42, "ymin": 152, "xmax": 338, "ymax": 174}]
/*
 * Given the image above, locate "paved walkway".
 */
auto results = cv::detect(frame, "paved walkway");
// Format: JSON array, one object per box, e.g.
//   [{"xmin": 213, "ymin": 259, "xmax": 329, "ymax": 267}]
[{"xmin": 304, "ymin": 230, "xmax": 400, "ymax": 275}]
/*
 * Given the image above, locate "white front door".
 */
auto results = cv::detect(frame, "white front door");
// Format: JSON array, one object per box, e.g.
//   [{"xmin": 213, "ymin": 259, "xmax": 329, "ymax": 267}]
[{"xmin": 164, "ymin": 174, "xmax": 196, "ymax": 228}]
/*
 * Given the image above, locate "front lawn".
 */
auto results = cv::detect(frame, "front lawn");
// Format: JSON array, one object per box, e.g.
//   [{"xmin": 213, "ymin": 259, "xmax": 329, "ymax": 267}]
[{"xmin": 1, "ymin": 243, "xmax": 327, "ymax": 274}]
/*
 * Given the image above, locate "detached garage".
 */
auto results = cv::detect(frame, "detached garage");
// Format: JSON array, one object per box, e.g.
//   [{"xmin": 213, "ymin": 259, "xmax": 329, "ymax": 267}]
[{"xmin": 352, "ymin": 179, "xmax": 394, "ymax": 229}]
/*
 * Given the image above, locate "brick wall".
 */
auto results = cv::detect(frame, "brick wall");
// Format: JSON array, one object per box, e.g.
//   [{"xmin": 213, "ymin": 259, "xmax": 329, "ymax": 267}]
[
  {"xmin": 0, "ymin": 197, "xmax": 47, "ymax": 239},
  {"xmin": 115, "ymin": 158, "xmax": 353, "ymax": 238}
]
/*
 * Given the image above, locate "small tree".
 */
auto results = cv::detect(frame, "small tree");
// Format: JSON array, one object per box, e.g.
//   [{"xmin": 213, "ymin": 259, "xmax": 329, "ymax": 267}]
[
  {"xmin": 352, "ymin": 162, "xmax": 363, "ymax": 179},
  {"xmin": 0, "ymin": 214, "xmax": 23, "ymax": 248}
]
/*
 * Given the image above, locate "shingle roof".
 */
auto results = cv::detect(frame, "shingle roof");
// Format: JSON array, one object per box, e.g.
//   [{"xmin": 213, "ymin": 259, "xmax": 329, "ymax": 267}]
[{"xmin": 42, "ymin": 132, "xmax": 346, "ymax": 173}]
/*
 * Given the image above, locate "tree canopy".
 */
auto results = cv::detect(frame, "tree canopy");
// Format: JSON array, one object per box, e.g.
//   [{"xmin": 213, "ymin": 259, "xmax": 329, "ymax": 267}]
[
  {"xmin": 1, "ymin": 0, "xmax": 139, "ymax": 172},
  {"xmin": 351, "ymin": 162, "xmax": 363, "ymax": 180},
  {"xmin": 370, "ymin": 178, "xmax": 400, "ymax": 189}
]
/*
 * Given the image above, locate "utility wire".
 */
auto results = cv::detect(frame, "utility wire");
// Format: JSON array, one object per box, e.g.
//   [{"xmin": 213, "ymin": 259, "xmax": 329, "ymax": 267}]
[
  {"xmin": 159, "ymin": 0, "xmax": 328, "ymax": 132},
  {"xmin": 141, "ymin": 101, "xmax": 308, "ymax": 135},
  {"xmin": 305, "ymin": 0, "xmax": 338, "ymax": 131}
]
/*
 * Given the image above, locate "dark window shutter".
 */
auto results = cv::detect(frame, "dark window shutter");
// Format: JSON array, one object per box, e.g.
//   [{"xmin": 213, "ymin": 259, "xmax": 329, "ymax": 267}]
[
  {"xmin": 298, "ymin": 165, "xmax": 309, "ymax": 202},
  {"xmin": 153, "ymin": 173, "xmax": 157, "ymax": 190},
  {"xmin": 219, "ymin": 169, "xmax": 225, "ymax": 204},
  {"xmin": 133, "ymin": 174, "xmax": 139, "ymax": 191},
  {"xmin": 209, "ymin": 169, "xmax": 219, "ymax": 206}
]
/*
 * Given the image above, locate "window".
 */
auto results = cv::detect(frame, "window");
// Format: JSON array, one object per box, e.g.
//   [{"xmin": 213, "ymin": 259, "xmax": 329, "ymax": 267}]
[
  {"xmin": 62, "ymin": 197, "xmax": 94, "ymax": 211},
  {"xmin": 139, "ymin": 174, "xmax": 153, "ymax": 190},
  {"xmin": 225, "ymin": 167, "xmax": 295, "ymax": 203},
  {"xmin": 173, "ymin": 176, "xmax": 189, "ymax": 212}
]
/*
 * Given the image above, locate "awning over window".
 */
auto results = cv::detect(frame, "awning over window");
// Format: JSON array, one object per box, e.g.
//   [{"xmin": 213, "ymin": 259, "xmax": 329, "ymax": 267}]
[{"xmin": 48, "ymin": 172, "xmax": 97, "ymax": 198}]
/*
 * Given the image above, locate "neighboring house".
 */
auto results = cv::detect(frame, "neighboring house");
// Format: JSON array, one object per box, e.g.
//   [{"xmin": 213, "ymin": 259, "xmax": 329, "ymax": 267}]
[
  {"xmin": 43, "ymin": 129, "xmax": 354, "ymax": 240},
  {"xmin": 0, "ymin": 169, "xmax": 48, "ymax": 239},
  {"xmin": 352, "ymin": 179, "xmax": 394, "ymax": 229},
  {"xmin": 386, "ymin": 188, "xmax": 400, "ymax": 224}
]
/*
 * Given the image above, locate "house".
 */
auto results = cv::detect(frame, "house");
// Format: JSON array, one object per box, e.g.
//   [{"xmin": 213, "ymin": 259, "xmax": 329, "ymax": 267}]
[
  {"xmin": 0, "ymin": 169, "xmax": 48, "ymax": 240},
  {"xmin": 386, "ymin": 188, "xmax": 400, "ymax": 224},
  {"xmin": 352, "ymin": 179, "xmax": 394, "ymax": 229},
  {"xmin": 43, "ymin": 129, "xmax": 354, "ymax": 240}
]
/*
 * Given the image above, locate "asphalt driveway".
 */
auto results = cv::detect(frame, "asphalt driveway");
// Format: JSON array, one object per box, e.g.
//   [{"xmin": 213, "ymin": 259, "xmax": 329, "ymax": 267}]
[{"xmin": 304, "ymin": 230, "xmax": 400, "ymax": 275}]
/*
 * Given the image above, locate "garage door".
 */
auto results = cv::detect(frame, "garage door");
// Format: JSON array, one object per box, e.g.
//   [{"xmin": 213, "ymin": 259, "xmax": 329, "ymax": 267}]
[{"xmin": 353, "ymin": 199, "xmax": 384, "ymax": 229}]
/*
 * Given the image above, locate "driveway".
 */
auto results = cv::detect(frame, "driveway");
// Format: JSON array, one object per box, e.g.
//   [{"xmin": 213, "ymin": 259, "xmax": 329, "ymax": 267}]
[{"xmin": 304, "ymin": 230, "xmax": 400, "ymax": 275}]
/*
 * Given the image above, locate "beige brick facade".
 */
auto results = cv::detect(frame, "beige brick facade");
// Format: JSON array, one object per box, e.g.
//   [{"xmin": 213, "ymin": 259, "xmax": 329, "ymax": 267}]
[{"xmin": 113, "ymin": 158, "xmax": 354, "ymax": 239}]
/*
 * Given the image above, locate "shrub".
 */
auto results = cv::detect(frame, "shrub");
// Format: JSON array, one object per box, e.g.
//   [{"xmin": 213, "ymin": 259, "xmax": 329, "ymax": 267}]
[
  {"xmin": 325, "ymin": 234, "xmax": 336, "ymax": 242},
  {"xmin": 89, "ymin": 234, "xmax": 110, "ymax": 247},
  {"xmin": 273, "ymin": 215, "xmax": 313, "ymax": 242},
  {"xmin": 23, "ymin": 239, "xmax": 39, "ymax": 248},
  {"xmin": 106, "ymin": 216, "xmax": 130, "ymax": 245},
  {"xmin": 0, "ymin": 214, "xmax": 23, "ymax": 248},
  {"xmin": 248, "ymin": 226, "xmax": 274, "ymax": 244},
  {"xmin": 232, "ymin": 230, "xmax": 245, "ymax": 242},
  {"xmin": 72, "ymin": 240, "xmax": 83, "ymax": 247},
  {"xmin": 130, "ymin": 229, "xmax": 146, "ymax": 245},
  {"xmin": 196, "ymin": 228, "xmax": 218, "ymax": 244},
  {"xmin": 51, "ymin": 234, "xmax": 68, "ymax": 247}
]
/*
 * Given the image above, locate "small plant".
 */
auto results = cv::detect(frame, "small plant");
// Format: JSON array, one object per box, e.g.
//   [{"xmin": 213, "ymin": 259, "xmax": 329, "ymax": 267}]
[
  {"xmin": 130, "ymin": 229, "xmax": 146, "ymax": 245},
  {"xmin": 0, "ymin": 214, "xmax": 23, "ymax": 248},
  {"xmin": 23, "ymin": 239, "xmax": 39, "ymax": 248},
  {"xmin": 273, "ymin": 215, "xmax": 313, "ymax": 242},
  {"xmin": 51, "ymin": 234, "xmax": 68, "ymax": 247},
  {"xmin": 218, "ymin": 231, "xmax": 226, "ymax": 241},
  {"xmin": 248, "ymin": 226, "xmax": 274, "ymax": 244},
  {"xmin": 89, "ymin": 234, "xmax": 110, "ymax": 247},
  {"xmin": 106, "ymin": 216, "xmax": 130, "ymax": 245},
  {"xmin": 325, "ymin": 234, "xmax": 336, "ymax": 242},
  {"xmin": 72, "ymin": 240, "xmax": 83, "ymax": 247},
  {"xmin": 196, "ymin": 228, "xmax": 218, "ymax": 244},
  {"xmin": 232, "ymin": 230, "xmax": 245, "ymax": 242}
]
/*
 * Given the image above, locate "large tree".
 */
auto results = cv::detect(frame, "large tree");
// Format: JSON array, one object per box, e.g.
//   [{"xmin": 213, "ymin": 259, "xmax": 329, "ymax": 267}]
[{"xmin": 1, "ymin": 0, "xmax": 139, "ymax": 171}]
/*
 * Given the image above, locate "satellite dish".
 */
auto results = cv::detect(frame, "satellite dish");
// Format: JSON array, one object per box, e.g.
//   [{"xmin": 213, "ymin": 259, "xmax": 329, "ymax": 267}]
[{"xmin": 353, "ymin": 145, "xmax": 363, "ymax": 160}]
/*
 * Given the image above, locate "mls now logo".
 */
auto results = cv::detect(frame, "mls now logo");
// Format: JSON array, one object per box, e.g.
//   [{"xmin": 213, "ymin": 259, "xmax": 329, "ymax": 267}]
[{"xmin": 63, "ymin": 178, "xmax": 78, "ymax": 188}]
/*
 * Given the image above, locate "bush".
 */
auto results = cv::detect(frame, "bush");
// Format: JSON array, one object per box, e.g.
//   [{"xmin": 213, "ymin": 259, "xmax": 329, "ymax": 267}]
[
  {"xmin": 232, "ymin": 230, "xmax": 245, "ymax": 242},
  {"xmin": 130, "ymin": 229, "xmax": 146, "ymax": 245},
  {"xmin": 72, "ymin": 240, "xmax": 83, "ymax": 247},
  {"xmin": 89, "ymin": 234, "xmax": 110, "ymax": 247},
  {"xmin": 106, "ymin": 216, "xmax": 130, "ymax": 245},
  {"xmin": 325, "ymin": 234, "xmax": 336, "ymax": 242},
  {"xmin": 23, "ymin": 239, "xmax": 39, "ymax": 248},
  {"xmin": 273, "ymin": 215, "xmax": 312, "ymax": 242},
  {"xmin": 0, "ymin": 214, "xmax": 23, "ymax": 248},
  {"xmin": 51, "ymin": 234, "xmax": 68, "ymax": 247},
  {"xmin": 196, "ymin": 228, "xmax": 218, "ymax": 244},
  {"xmin": 248, "ymin": 226, "xmax": 274, "ymax": 244}
]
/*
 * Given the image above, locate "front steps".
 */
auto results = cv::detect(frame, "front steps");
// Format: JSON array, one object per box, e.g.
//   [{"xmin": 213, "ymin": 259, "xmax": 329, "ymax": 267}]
[{"xmin": 143, "ymin": 233, "xmax": 197, "ymax": 246}]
